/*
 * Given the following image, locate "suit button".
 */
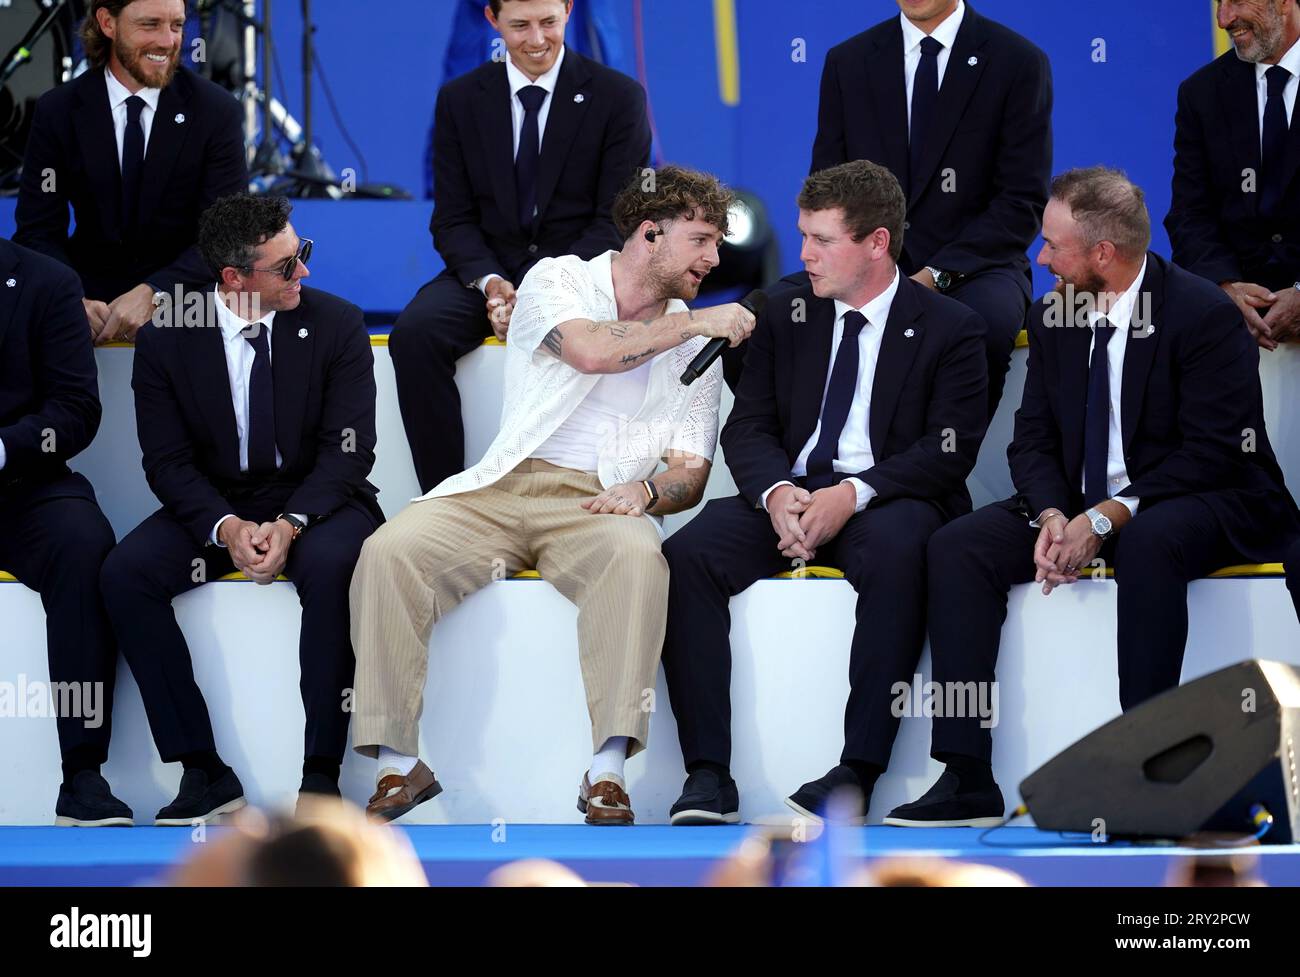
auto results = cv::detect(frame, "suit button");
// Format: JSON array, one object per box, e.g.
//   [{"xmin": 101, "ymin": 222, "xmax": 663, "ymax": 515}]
[
  {"xmin": 1272, "ymin": 233, "xmax": 1284, "ymax": 243},
  {"xmin": 528, "ymin": 243, "xmax": 539, "ymax": 254},
  {"xmin": 903, "ymin": 221, "xmax": 911, "ymax": 231}
]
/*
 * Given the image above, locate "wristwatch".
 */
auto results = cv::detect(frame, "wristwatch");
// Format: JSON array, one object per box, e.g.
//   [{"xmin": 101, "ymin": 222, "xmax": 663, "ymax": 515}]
[
  {"xmin": 641, "ymin": 480, "xmax": 659, "ymax": 512},
  {"xmin": 276, "ymin": 513, "xmax": 307, "ymax": 540},
  {"xmin": 1085, "ymin": 507, "xmax": 1113, "ymax": 540},
  {"xmin": 926, "ymin": 266, "xmax": 954, "ymax": 292}
]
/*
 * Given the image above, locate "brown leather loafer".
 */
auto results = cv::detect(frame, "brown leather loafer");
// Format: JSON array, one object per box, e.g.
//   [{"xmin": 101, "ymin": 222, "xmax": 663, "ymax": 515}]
[
  {"xmin": 366, "ymin": 760, "xmax": 443, "ymax": 822},
  {"xmin": 577, "ymin": 771, "xmax": 634, "ymax": 825}
]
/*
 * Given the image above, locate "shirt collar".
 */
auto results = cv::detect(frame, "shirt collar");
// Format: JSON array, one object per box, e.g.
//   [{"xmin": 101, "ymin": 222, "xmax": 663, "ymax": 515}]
[
  {"xmin": 900, "ymin": 0, "xmax": 965, "ymax": 55},
  {"xmin": 506, "ymin": 43, "xmax": 566, "ymax": 100},
  {"xmin": 834, "ymin": 266, "xmax": 901, "ymax": 330},
  {"xmin": 1088, "ymin": 255, "xmax": 1147, "ymax": 332},
  {"xmin": 213, "ymin": 286, "xmax": 276, "ymax": 343},
  {"xmin": 104, "ymin": 65, "xmax": 162, "ymax": 113},
  {"xmin": 1256, "ymin": 36, "xmax": 1300, "ymax": 86}
]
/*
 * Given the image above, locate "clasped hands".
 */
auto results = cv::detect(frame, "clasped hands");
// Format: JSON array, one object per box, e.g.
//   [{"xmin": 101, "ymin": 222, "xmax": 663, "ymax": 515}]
[
  {"xmin": 85, "ymin": 283, "xmax": 158, "ymax": 345},
  {"xmin": 1032, "ymin": 510, "xmax": 1121, "ymax": 596},
  {"xmin": 1222, "ymin": 281, "xmax": 1300, "ymax": 351},
  {"xmin": 766, "ymin": 482, "xmax": 856, "ymax": 562},
  {"xmin": 217, "ymin": 517, "xmax": 296, "ymax": 584}
]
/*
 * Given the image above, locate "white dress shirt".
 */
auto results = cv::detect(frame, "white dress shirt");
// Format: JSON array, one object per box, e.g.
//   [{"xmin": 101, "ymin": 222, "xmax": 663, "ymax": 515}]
[
  {"xmin": 1256, "ymin": 37, "xmax": 1300, "ymax": 153},
  {"xmin": 209, "ymin": 288, "xmax": 304, "ymax": 546},
  {"xmin": 475, "ymin": 46, "xmax": 568, "ymax": 296},
  {"xmin": 900, "ymin": 0, "xmax": 966, "ymax": 132},
  {"xmin": 1083, "ymin": 257, "xmax": 1147, "ymax": 518},
  {"xmin": 762, "ymin": 268, "xmax": 902, "ymax": 514},
  {"xmin": 104, "ymin": 67, "xmax": 161, "ymax": 164}
]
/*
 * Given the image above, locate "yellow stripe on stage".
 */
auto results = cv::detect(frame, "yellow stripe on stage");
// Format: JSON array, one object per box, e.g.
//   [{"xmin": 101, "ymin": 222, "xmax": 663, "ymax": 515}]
[
  {"xmin": 714, "ymin": 0, "xmax": 740, "ymax": 107},
  {"xmin": 1213, "ymin": 1, "xmax": 1230, "ymax": 57}
]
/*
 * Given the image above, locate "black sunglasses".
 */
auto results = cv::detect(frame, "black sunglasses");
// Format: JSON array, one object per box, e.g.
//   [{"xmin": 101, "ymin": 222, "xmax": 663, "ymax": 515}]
[{"xmin": 245, "ymin": 238, "xmax": 313, "ymax": 281}]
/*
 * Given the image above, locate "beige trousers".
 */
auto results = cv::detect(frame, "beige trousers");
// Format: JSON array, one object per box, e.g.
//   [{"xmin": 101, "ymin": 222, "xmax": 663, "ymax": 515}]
[{"xmin": 349, "ymin": 458, "xmax": 668, "ymax": 759}]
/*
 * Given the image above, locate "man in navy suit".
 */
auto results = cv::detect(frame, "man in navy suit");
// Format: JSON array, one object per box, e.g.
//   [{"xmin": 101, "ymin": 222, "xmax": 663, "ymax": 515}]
[
  {"xmin": 390, "ymin": 0, "xmax": 652, "ymax": 492},
  {"xmin": 811, "ymin": 0, "xmax": 1052, "ymax": 417},
  {"xmin": 887, "ymin": 167, "xmax": 1300, "ymax": 828},
  {"xmin": 100, "ymin": 194, "xmax": 383, "ymax": 824},
  {"xmin": 1166, "ymin": 0, "xmax": 1300, "ymax": 350},
  {"xmin": 14, "ymin": 0, "xmax": 248, "ymax": 344},
  {"xmin": 0, "ymin": 238, "xmax": 131, "ymax": 826},
  {"xmin": 660, "ymin": 161, "xmax": 988, "ymax": 825}
]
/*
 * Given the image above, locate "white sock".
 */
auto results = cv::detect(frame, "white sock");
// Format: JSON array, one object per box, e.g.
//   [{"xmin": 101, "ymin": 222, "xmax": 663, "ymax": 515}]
[
  {"xmin": 377, "ymin": 747, "xmax": 419, "ymax": 783},
  {"xmin": 589, "ymin": 736, "xmax": 628, "ymax": 783}
]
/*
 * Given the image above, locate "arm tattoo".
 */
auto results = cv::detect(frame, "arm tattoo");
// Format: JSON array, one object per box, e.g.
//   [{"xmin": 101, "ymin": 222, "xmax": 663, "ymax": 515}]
[
  {"xmin": 607, "ymin": 321, "xmax": 629, "ymax": 339},
  {"xmin": 664, "ymin": 481, "xmax": 690, "ymax": 504},
  {"xmin": 619, "ymin": 347, "xmax": 656, "ymax": 365},
  {"xmin": 541, "ymin": 326, "xmax": 564, "ymax": 358}
]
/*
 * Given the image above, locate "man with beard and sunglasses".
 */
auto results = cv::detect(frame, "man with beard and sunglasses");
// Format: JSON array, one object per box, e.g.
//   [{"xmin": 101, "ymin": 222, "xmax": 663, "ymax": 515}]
[
  {"xmin": 885, "ymin": 167, "xmax": 1300, "ymax": 829},
  {"xmin": 349, "ymin": 166, "xmax": 752, "ymax": 826},
  {"xmin": 15, "ymin": 0, "xmax": 247, "ymax": 345},
  {"xmin": 1167, "ymin": 0, "xmax": 1300, "ymax": 350},
  {"xmin": 100, "ymin": 194, "xmax": 383, "ymax": 823}
]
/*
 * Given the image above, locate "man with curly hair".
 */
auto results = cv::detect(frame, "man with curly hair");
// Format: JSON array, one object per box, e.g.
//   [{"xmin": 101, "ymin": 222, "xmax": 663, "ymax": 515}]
[
  {"xmin": 350, "ymin": 165, "xmax": 753, "ymax": 825},
  {"xmin": 100, "ymin": 194, "xmax": 383, "ymax": 824}
]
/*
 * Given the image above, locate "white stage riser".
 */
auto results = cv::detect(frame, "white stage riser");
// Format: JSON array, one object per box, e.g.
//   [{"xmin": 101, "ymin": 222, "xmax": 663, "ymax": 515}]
[{"xmin": 2, "ymin": 575, "xmax": 1297, "ymax": 825}]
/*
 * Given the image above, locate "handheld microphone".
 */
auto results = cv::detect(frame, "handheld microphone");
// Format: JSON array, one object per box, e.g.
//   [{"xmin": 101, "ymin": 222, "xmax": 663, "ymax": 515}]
[{"xmin": 680, "ymin": 289, "xmax": 767, "ymax": 385}]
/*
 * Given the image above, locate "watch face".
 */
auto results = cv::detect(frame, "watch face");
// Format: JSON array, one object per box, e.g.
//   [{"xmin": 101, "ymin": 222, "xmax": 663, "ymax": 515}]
[{"xmin": 1094, "ymin": 515, "xmax": 1112, "ymax": 535}]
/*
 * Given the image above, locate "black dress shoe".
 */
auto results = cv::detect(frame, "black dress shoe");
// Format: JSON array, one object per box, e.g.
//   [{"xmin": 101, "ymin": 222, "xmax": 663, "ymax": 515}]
[
  {"xmin": 784, "ymin": 765, "xmax": 867, "ymax": 824},
  {"xmin": 154, "ymin": 769, "xmax": 247, "ymax": 826},
  {"xmin": 670, "ymin": 769, "xmax": 740, "ymax": 825},
  {"xmin": 883, "ymin": 769, "xmax": 1005, "ymax": 828},
  {"xmin": 54, "ymin": 771, "xmax": 134, "ymax": 827}
]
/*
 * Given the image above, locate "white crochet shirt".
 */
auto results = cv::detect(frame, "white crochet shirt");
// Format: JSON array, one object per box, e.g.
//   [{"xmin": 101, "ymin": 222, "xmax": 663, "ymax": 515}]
[{"xmin": 415, "ymin": 250, "xmax": 723, "ymax": 503}]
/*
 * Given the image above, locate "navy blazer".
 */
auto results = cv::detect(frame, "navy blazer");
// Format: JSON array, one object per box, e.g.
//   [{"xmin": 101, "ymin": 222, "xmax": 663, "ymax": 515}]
[
  {"xmin": 811, "ymin": 5, "xmax": 1052, "ymax": 294},
  {"xmin": 0, "ymin": 238, "xmax": 101, "ymax": 500},
  {"xmin": 1166, "ymin": 51, "xmax": 1300, "ymax": 291},
  {"xmin": 132, "ymin": 286, "xmax": 382, "ymax": 546},
  {"xmin": 430, "ymin": 47, "xmax": 651, "ymax": 288},
  {"xmin": 14, "ymin": 66, "xmax": 248, "ymax": 302},
  {"xmin": 1008, "ymin": 253, "xmax": 1297, "ymax": 562},
  {"xmin": 721, "ymin": 275, "xmax": 988, "ymax": 523}
]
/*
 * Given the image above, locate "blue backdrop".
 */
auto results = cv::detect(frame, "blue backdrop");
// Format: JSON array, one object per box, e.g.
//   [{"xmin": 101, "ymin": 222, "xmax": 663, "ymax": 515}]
[{"xmin": 259, "ymin": 0, "xmax": 1220, "ymax": 299}]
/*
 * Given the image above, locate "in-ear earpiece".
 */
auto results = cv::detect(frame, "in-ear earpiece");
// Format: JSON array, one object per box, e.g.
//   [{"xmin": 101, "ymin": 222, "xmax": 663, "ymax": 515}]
[{"xmin": 645, "ymin": 227, "xmax": 661, "ymax": 242}]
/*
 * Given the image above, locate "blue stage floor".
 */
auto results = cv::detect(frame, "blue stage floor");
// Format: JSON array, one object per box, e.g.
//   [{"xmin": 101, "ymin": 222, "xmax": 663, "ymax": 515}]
[{"xmin": 3, "ymin": 825, "xmax": 1299, "ymax": 886}]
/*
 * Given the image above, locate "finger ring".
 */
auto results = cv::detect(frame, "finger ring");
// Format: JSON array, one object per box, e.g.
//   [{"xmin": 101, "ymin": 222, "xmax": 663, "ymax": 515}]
[{"xmin": 1065, "ymin": 564, "xmax": 1076, "ymax": 572}]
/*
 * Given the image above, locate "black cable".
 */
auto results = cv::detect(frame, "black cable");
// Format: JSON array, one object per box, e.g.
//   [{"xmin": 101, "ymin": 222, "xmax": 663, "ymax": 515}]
[{"xmin": 310, "ymin": 45, "xmax": 369, "ymax": 185}]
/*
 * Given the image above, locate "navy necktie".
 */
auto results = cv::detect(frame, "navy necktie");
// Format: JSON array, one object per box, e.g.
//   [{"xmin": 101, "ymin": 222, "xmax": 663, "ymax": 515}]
[
  {"xmin": 1260, "ymin": 65, "xmax": 1292, "ymax": 217},
  {"xmin": 909, "ymin": 36, "xmax": 943, "ymax": 194},
  {"xmin": 121, "ymin": 95, "xmax": 146, "ymax": 230},
  {"xmin": 805, "ymin": 310, "xmax": 868, "ymax": 491},
  {"xmin": 515, "ymin": 85, "xmax": 548, "ymax": 231},
  {"xmin": 242, "ymin": 323, "xmax": 277, "ymax": 475},
  {"xmin": 1083, "ymin": 316, "xmax": 1115, "ymax": 506}
]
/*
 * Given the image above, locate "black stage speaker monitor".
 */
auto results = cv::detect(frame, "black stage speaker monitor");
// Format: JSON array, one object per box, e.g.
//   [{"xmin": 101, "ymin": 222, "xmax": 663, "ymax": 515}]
[{"xmin": 1020, "ymin": 659, "xmax": 1300, "ymax": 843}]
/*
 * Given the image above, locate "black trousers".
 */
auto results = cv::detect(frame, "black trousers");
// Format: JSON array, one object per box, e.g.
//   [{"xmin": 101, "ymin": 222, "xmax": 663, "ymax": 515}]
[
  {"xmin": 0, "ymin": 473, "xmax": 118, "ymax": 764},
  {"xmin": 929, "ymin": 496, "xmax": 1248, "ymax": 763},
  {"xmin": 661, "ymin": 492, "xmax": 945, "ymax": 771},
  {"xmin": 389, "ymin": 271, "xmax": 491, "ymax": 494},
  {"xmin": 1283, "ymin": 537, "xmax": 1300, "ymax": 622},
  {"xmin": 100, "ymin": 499, "xmax": 379, "ymax": 764},
  {"xmin": 946, "ymin": 268, "xmax": 1029, "ymax": 421}
]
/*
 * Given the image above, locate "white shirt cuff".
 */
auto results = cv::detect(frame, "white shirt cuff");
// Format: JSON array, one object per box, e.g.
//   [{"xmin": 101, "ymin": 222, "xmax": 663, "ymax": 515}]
[
  {"xmin": 760, "ymin": 480, "xmax": 795, "ymax": 511},
  {"xmin": 844, "ymin": 477, "xmax": 875, "ymax": 513},
  {"xmin": 475, "ymin": 274, "xmax": 502, "ymax": 295},
  {"xmin": 211, "ymin": 513, "xmax": 236, "ymax": 547},
  {"xmin": 1113, "ymin": 495, "xmax": 1140, "ymax": 518},
  {"xmin": 0, "ymin": 437, "xmax": 6, "ymax": 471}
]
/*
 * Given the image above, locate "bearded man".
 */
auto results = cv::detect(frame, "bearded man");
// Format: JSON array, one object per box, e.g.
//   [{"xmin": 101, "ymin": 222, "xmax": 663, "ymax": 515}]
[{"xmin": 15, "ymin": 0, "xmax": 248, "ymax": 345}]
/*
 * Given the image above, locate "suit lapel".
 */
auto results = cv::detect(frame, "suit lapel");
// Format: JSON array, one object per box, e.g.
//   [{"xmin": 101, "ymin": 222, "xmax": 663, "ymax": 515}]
[
  {"xmin": 270, "ymin": 306, "xmax": 313, "ymax": 470},
  {"xmin": 0, "ymin": 246, "xmax": 23, "ymax": 353},
  {"xmin": 533, "ymin": 50, "xmax": 590, "ymax": 233},
  {"xmin": 867, "ymin": 278, "xmax": 924, "ymax": 458},
  {"xmin": 72, "ymin": 71, "xmax": 125, "ymax": 238},
  {"xmin": 136, "ymin": 77, "xmax": 192, "ymax": 230},
  {"xmin": 1119, "ymin": 255, "xmax": 1162, "ymax": 454},
  {"xmin": 909, "ymin": 10, "xmax": 988, "ymax": 206},
  {"xmin": 184, "ymin": 291, "xmax": 241, "ymax": 473},
  {"xmin": 866, "ymin": 22, "xmax": 910, "ymax": 186},
  {"xmin": 1220, "ymin": 56, "xmax": 1262, "ymax": 218},
  {"xmin": 479, "ymin": 64, "xmax": 520, "ymax": 232},
  {"xmin": 789, "ymin": 296, "xmax": 836, "ymax": 456}
]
